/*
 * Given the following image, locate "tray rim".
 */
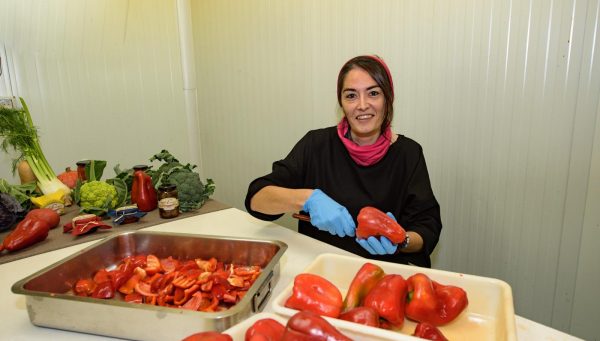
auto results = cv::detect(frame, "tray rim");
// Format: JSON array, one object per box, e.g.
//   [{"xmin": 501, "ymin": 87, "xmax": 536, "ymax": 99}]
[{"xmin": 11, "ymin": 230, "xmax": 288, "ymax": 319}]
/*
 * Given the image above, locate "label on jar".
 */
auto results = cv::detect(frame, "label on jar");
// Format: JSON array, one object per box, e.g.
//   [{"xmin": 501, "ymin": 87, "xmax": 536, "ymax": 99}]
[{"xmin": 159, "ymin": 197, "xmax": 179, "ymax": 210}]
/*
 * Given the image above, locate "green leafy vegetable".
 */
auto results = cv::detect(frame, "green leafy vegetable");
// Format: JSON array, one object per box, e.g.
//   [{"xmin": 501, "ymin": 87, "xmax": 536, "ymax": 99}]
[
  {"xmin": 149, "ymin": 150, "xmax": 215, "ymax": 212},
  {"xmin": 0, "ymin": 178, "xmax": 37, "ymax": 210},
  {"xmin": 0, "ymin": 98, "xmax": 71, "ymax": 197}
]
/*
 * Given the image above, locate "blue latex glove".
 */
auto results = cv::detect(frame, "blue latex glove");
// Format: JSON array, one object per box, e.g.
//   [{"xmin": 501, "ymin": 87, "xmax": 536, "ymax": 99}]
[
  {"xmin": 356, "ymin": 212, "xmax": 399, "ymax": 255},
  {"xmin": 302, "ymin": 189, "xmax": 356, "ymax": 238}
]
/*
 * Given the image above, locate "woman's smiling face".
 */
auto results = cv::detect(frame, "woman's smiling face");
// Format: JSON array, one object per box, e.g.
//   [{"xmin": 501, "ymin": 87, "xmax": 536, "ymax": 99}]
[{"xmin": 340, "ymin": 67, "xmax": 386, "ymax": 145}]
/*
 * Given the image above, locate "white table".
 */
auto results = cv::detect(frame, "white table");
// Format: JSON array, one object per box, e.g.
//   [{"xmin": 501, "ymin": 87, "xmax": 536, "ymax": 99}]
[{"xmin": 0, "ymin": 208, "xmax": 582, "ymax": 340}]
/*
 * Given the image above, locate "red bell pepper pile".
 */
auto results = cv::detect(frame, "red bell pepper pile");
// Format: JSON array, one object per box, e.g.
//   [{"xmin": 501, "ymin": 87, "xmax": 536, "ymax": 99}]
[
  {"xmin": 73, "ymin": 253, "xmax": 262, "ymax": 311},
  {"xmin": 283, "ymin": 263, "xmax": 469, "ymax": 340}
]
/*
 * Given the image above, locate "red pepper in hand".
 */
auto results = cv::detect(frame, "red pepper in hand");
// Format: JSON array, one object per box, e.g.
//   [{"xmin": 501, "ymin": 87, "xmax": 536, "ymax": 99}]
[
  {"xmin": 356, "ymin": 206, "xmax": 406, "ymax": 243},
  {"xmin": 285, "ymin": 273, "xmax": 343, "ymax": 318},
  {"xmin": 342, "ymin": 262, "xmax": 385, "ymax": 312},
  {"xmin": 245, "ymin": 318, "xmax": 286, "ymax": 341},
  {"xmin": 413, "ymin": 322, "xmax": 449, "ymax": 341},
  {"xmin": 282, "ymin": 311, "xmax": 352, "ymax": 341},
  {"xmin": 363, "ymin": 274, "xmax": 408, "ymax": 328},
  {"xmin": 406, "ymin": 273, "xmax": 468, "ymax": 326},
  {"xmin": 339, "ymin": 306, "xmax": 380, "ymax": 327},
  {"xmin": 131, "ymin": 170, "xmax": 157, "ymax": 212}
]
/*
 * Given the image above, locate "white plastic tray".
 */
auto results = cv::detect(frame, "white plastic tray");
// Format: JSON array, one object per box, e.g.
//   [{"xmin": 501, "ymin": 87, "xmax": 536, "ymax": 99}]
[{"xmin": 271, "ymin": 253, "xmax": 517, "ymax": 341}]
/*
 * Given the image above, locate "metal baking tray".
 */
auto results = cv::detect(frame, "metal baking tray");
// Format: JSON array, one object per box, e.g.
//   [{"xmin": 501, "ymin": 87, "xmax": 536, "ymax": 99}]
[{"xmin": 12, "ymin": 231, "xmax": 287, "ymax": 341}]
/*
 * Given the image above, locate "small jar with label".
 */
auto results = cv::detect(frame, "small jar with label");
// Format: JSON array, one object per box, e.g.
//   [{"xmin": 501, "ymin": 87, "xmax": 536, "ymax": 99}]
[{"xmin": 158, "ymin": 184, "xmax": 179, "ymax": 219}]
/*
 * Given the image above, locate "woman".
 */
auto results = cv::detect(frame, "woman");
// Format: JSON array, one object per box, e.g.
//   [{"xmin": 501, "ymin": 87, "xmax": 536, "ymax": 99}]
[{"xmin": 245, "ymin": 55, "xmax": 441, "ymax": 267}]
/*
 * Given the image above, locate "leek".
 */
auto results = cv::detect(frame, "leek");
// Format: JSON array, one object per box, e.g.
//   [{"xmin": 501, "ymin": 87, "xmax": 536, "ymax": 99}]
[{"xmin": 0, "ymin": 98, "xmax": 71, "ymax": 197}]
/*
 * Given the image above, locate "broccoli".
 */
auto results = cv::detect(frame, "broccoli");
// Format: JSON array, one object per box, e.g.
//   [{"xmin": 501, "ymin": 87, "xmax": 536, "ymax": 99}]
[
  {"xmin": 79, "ymin": 181, "xmax": 118, "ymax": 209},
  {"xmin": 149, "ymin": 150, "xmax": 215, "ymax": 212}
]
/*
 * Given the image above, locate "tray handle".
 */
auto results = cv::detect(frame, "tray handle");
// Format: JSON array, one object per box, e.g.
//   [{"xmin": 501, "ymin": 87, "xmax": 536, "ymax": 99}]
[{"xmin": 252, "ymin": 270, "xmax": 274, "ymax": 312}]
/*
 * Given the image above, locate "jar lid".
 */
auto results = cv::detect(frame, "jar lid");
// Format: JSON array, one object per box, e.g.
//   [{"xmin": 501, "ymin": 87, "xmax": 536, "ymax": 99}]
[
  {"xmin": 76, "ymin": 160, "xmax": 90, "ymax": 166},
  {"xmin": 158, "ymin": 183, "xmax": 177, "ymax": 191},
  {"xmin": 133, "ymin": 164, "xmax": 149, "ymax": 171}
]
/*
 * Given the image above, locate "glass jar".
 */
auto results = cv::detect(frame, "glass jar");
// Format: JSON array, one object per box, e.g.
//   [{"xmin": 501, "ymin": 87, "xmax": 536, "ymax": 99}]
[
  {"xmin": 76, "ymin": 160, "xmax": 90, "ymax": 181},
  {"xmin": 158, "ymin": 184, "xmax": 179, "ymax": 219}
]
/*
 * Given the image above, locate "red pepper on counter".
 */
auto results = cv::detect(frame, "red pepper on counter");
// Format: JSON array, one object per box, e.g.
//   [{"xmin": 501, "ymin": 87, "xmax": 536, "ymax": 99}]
[
  {"xmin": 1, "ymin": 208, "xmax": 60, "ymax": 252},
  {"xmin": 284, "ymin": 273, "xmax": 343, "ymax": 318},
  {"xmin": 363, "ymin": 274, "xmax": 408, "ymax": 328},
  {"xmin": 356, "ymin": 206, "xmax": 406, "ymax": 243},
  {"xmin": 131, "ymin": 170, "xmax": 157, "ymax": 212},
  {"xmin": 282, "ymin": 310, "xmax": 352, "ymax": 341},
  {"xmin": 413, "ymin": 322, "xmax": 449, "ymax": 340},
  {"xmin": 405, "ymin": 273, "xmax": 468, "ymax": 326},
  {"xmin": 342, "ymin": 262, "xmax": 385, "ymax": 312},
  {"xmin": 339, "ymin": 306, "xmax": 380, "ymax": 327},
  {"xmin": 245, "ymin": 318, "xmax": 286, "ymax": 341}
]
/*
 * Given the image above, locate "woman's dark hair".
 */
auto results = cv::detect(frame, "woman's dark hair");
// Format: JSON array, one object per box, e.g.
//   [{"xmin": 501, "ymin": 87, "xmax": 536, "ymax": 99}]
[{"xmin": 337, "ymin": 55, "xmax": 395, "ymax": 132}]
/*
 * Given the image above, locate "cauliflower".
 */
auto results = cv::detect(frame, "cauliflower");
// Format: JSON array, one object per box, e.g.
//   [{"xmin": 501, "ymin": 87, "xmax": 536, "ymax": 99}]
[{"xmin": 79, "ymin": 181, "xmax": 118, "ymax": 209}]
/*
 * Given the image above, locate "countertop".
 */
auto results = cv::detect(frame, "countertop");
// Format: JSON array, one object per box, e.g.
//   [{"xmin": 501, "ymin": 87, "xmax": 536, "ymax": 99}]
[{"xmin": 0, "ymin": 208, "xmax": 583, "ymax": 340}]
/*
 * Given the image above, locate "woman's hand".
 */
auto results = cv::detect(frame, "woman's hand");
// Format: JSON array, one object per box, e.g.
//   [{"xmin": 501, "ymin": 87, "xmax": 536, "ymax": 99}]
[
  {"xmin": 357, "ymin": 235, "xmax": 398, "ymax": 255},
  {"xmin": 302, "ymin": 189, "xmax": 356, "ymax": 238}
]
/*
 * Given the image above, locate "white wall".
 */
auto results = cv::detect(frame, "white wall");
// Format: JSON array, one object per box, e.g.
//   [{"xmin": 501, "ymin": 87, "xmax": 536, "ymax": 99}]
[
  {"xmin": 191, "ymin": 1, "xmax": 599, "ymax": 339},
  {"xmin": 0, "ymin": 0, "xmax": 191, "ymax": 181},
  {"xmin": 0, "ymin": 0, "xmax": 598, "ymax": 339}
]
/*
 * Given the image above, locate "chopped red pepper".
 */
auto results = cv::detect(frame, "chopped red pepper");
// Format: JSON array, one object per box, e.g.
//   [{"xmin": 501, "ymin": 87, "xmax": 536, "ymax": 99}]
[
  {"xmin": 363, "ymin": 274, "xmax": 408, "ymax": 328},
  {"xmin": 284, "ymin": 273, "xmax": 343, "ymax": 318},
  {"xmin": 406, "ymin": 273, "xmax": 469, "ymax": 326},
  {"xmin": 282, "ymin": 310, "xmax": 352, "ymax": 341},
  {"xmin": 356, "ymin": 206, "xmax": 406, "ymax": 243},
  {"xmin": 92, "ymin": 281, "xmax": 115, "ymax": 299},
  {"xmin": 413, "ymin": 322, "xmax": 449, "ymax": 340},
  {"xmin": 245, "ymin": 318, "xmax": 286, "ymax": 341},
  {"xmin": 342, "ymin": 262, "xmax": 385, "ymax": 312}
]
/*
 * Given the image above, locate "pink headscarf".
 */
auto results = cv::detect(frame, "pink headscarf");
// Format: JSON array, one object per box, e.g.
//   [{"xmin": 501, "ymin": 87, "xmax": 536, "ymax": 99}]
[{"xmin": 337, "ymin": 55, "xmax": 394, "ymax": 166}]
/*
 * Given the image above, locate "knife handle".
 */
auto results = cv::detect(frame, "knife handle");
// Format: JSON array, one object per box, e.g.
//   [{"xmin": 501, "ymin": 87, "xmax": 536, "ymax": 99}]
[{"xmin": 292, "ymin": 213, "xmax": 311, "ymax": 222}]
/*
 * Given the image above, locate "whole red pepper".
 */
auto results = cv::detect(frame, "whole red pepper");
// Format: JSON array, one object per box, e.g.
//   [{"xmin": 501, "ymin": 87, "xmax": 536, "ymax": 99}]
[
  {"xmin": 338, "ymin": 306, "xmax": 380, "ymax": 327},
  {"xmin": 413, "ymin": 322, "xmax": 449, "ymax": 340},
  {"xmin": 356, "ymin": 206, "xmax": 406, "ymax": 243},
  {"xmin": 131, "ymin": 170, "xmax": 157, "ymax": 212},
  {"xmin": 342, "ymin": 262, "xmax": 385, "ymax": 312},
  {"xmin": 245, "ymin": 318, "xmax": 286, "ymax": 341},
  {"xmin": 1, "ymin": 208, "xmax": 57, "ymax": 252},
  {"xmin": 363, "ymin": 274, "xmax": 408, "ymax": 328},
  {"xmin": 285, "ymin": 273, "xmax": 343, "ymax": 318},
  {"xmin": 282, "ymin": 311, "xmax": 352, "ymax": 341},
  {"xmin": 405, "ymin": 273, "xmax": 468, "ymax": 326},
  {"xmin": 182, "ymin": 331, "xmax": 232, "ymax": 341}
]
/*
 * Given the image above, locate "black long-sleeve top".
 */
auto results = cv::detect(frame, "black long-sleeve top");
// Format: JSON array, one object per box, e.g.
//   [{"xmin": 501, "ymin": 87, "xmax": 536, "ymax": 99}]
[{"xmin": 245, "ymin": 126, "xmax": 442, "ymax": 267}]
